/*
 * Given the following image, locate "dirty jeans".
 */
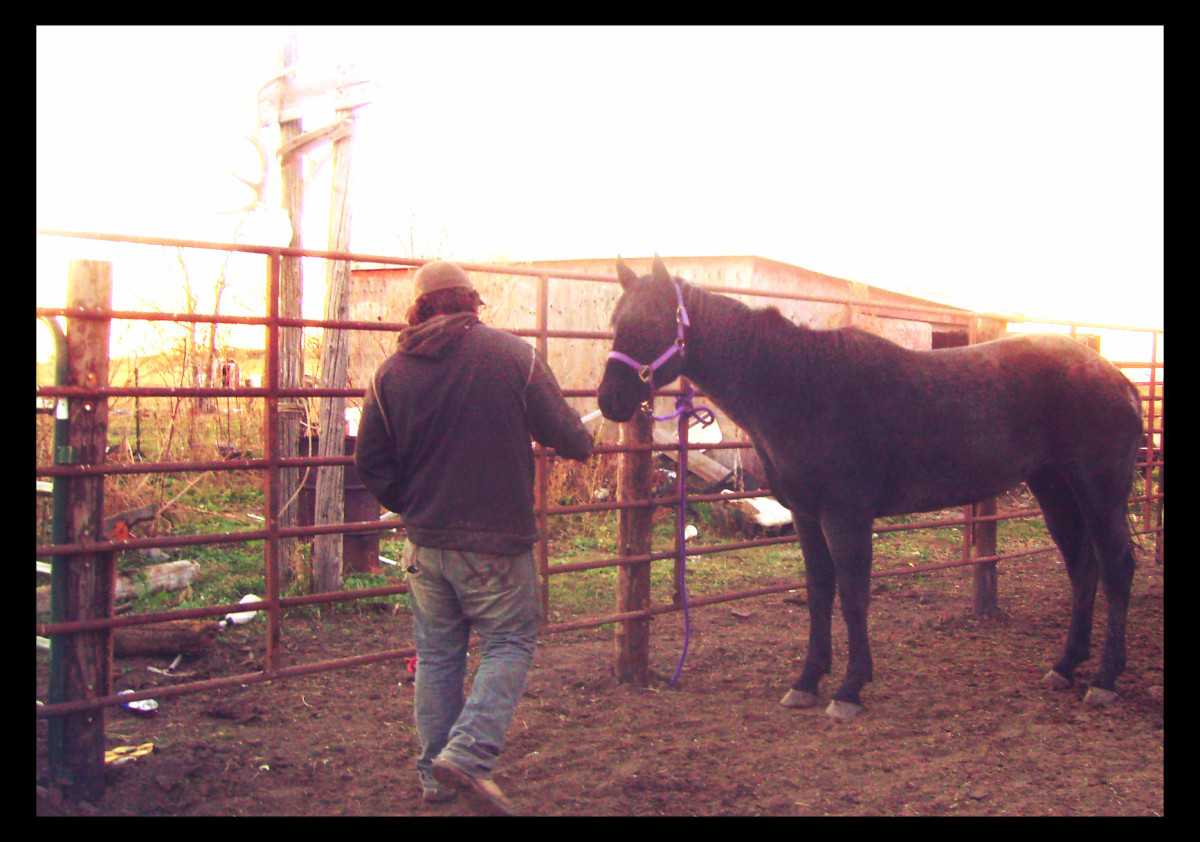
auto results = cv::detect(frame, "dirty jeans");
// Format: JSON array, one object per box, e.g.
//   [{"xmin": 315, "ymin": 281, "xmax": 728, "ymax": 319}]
[{"xmin": 403, "ymin": 542, "xmax": 541, "ymax": 783}]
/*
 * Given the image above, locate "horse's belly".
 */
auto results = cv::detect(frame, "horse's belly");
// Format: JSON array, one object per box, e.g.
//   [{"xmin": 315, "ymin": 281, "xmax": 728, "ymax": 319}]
[
  {"xmin": 879, "ymin": 484, "xmax": 1014, "ymax": 518},
  {"xmin": 878, "ymin": 460, "xmax": 1033, "ymax": 517}
]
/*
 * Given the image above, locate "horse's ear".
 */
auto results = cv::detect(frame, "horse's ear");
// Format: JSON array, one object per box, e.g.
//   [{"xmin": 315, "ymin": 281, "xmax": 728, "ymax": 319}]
[
  {"xmin": 616, "ymin": 256, "xmax": 638, "ymax": 289},
  {"xmin": 651, "ymin": 254, "xmax": 671, "ymax": 283}
]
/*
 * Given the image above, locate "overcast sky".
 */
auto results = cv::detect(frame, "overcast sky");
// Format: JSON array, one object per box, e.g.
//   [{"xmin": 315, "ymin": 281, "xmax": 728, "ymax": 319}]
[{"xmin": 37, "ymin": 25, "xmax": 1163, "ymax": 357}]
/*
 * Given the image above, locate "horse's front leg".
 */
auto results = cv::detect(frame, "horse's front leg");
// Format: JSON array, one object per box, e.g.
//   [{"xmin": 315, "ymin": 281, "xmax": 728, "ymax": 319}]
[
  {"xmin": 780, "ymin": 517, "xmax": 835, "ymax": 709},
  {"xmin": 823, "ymin": 510, "xmax": 875, "ymax": 722}
]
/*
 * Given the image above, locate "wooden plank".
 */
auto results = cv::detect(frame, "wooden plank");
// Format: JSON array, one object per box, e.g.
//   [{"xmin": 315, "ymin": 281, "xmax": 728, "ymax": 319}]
[
  {"xmin": 112, "ymin": 620, "xmax": 218, "ymax": 657},
  {"xmin": 722, "ymin": 491, "xmax": 794, "ymax": 529},
  {"xmin": 38, "ymin": 560, "xmax": 200, "ymax": 614},
  {"xmin": 101, "ymin": 504, "xmax": 156, "ymax": 535},
  {"xmin": 651, "ymin": 426, "xmax": 732, "ymax": 486}
]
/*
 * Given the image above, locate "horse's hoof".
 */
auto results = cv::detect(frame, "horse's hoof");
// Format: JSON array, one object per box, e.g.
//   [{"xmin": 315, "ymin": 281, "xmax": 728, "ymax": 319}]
[
  {"xmin": 825, "ymin": 699, "xmax": 863, "ymax": 723},
  {"xmin": 1042, "ymin": 670, "xmax": 1072, "ymax": 691},
  {"xmin": 780, "ymin": 689, "xmax": 820, "ymax": 708},
  {"xmin": 1083, "ymin": 686, "xmax": 1117, "ymax": 707}
]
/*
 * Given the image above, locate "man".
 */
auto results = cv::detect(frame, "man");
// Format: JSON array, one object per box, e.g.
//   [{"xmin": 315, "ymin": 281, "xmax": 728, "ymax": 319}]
[{"xmin": 355, "ymin": 260, "xmax": 593, "ymax": 815}]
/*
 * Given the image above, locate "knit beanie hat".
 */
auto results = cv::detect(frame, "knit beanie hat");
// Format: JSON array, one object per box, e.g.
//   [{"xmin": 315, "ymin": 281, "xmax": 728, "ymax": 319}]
[{"xmin": 414, "ymin": 260, "xmax": 475, "ymax": 297}]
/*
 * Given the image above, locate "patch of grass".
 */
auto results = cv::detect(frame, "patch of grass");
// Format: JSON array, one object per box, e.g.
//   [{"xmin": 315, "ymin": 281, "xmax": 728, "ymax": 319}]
[
  {"xmin": 546, "ymin": 509, "xmax": 805, "ymax": 623},
  {"xmin": 873, "ymin": 521, "xmax": 965, "ymax": 568},
  {"xmin": 997, "ymin": 514, "xmax": 1054, "ymax": 548},
  {"xmin": 548, "ymin": 566, "xmax": 619, "ymax": 620},
  {"xmin": 341, "ymin": 572, "xmax": 409, "ymax": 612}
]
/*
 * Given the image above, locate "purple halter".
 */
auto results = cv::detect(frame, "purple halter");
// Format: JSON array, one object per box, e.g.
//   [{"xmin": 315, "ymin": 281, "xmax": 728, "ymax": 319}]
[{"xmin": 607, "ymin": 277, "xmax": 690, "ymax": 394}]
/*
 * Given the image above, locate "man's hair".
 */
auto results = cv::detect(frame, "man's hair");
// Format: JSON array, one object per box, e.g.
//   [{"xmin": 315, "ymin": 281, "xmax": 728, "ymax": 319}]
[{"xmin": 406, "ymin": 286, "xmax": 484, "ymax": 326}]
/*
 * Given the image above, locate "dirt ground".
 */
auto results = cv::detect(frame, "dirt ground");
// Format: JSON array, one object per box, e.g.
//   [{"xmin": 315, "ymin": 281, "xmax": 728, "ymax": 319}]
[{"xmin": 36, "ymin": 546, "xmax": 1164, "ymax": 817}]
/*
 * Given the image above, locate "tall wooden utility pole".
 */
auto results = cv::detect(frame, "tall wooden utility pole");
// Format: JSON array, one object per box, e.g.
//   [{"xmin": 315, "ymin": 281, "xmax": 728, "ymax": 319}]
[
  {"xmin": 275, "ymin": 34, "xmax": 305, "ymax": 586},
  {"xmin": 258, "ymin": 53, "xmax": 371, "ymax": 593},
  {"xmin": 311, "ymin": 103, "xmax": 356, "ymax": 593}
]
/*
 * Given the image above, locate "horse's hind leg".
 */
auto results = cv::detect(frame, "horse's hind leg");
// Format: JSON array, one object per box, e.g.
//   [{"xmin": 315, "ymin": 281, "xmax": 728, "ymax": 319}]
[
  {"xmin": 780, "ymin": 518, "xmax": 835, "ymax": 710},
  {"xmin": 781, "ymin": 508, "xmax": 875, "ymax": 722},
  {"xmin": 1028, "ymin": 471, "xmax": 1098, "ymax": 690},
  {"xmin": 1030, "ymin": 470, "xmax": 1135, "ymax": 704},
  {"xmin": 823, "ymin": 511, "xmax": 875, "ymax": 721},
  {"xmin": 1081, "ymin": 505, "xmax": 1136, "ymax": 704}
]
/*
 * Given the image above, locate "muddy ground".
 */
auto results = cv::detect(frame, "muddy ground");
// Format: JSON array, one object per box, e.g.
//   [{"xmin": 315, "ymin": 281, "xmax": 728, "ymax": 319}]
[{"xmin": 36, "ymin": 546, "xmax": 1164, "ymax": 817}]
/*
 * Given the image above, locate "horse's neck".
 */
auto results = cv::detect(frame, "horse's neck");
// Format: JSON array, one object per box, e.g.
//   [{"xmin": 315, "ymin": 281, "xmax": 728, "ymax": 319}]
[{"xmin": 680, "ymin": 284, "xmax": 780, "ymax": 425}]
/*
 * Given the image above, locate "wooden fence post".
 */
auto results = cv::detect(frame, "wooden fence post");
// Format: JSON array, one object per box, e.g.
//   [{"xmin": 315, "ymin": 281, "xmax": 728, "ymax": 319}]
[
  {"xmin": 970, "ymin": 315, "xmax": 1004, "ymax": 616},
  {"xmin": 47, "ymin": 260, "xmax": 113, "ymax": 802},
  {"xmin": 614, "ymin": 409, "xmax": 654, "ymax": 684},
  {"xmin": 971, "ymin": 499, "xmax": 999, "ymax": 616}
]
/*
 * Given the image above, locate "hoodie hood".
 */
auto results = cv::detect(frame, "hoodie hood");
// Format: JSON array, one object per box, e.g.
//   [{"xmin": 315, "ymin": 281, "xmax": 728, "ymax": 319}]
[{"xmin": 397, "ymin": 313, "xmax": 480, "ymax": 359}]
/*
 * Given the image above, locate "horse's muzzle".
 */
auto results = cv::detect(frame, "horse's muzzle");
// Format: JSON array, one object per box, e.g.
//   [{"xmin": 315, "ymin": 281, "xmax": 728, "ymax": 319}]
[
  {"xmin": 597, "ymin": 367, "xmax": 642, "ymax": 423},
  {"xmin": 597, "ymin": 389, "xmax": 637, "ymax": 423}
]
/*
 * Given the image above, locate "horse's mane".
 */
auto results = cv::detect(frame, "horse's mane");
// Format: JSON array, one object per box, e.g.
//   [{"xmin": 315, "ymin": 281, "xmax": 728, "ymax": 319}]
[{"xmin": 684, "ymin": 280, "xmax": 902, "ymax": 374}]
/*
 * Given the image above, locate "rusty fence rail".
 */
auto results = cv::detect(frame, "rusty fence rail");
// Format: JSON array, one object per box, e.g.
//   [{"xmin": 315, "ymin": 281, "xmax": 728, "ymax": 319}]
[{"xmin": 35, "ymin": 230, "xmax": 1163, "ymax": 722}]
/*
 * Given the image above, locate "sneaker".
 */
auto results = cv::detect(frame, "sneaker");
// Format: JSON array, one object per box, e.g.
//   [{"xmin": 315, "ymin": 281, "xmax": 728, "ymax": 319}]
[
  {"xmin": 430, "ymin": 757, "xmax": 517, "ymax": 816},
  {"xmin": 420, "ymin": 771, "xmax": 457, "ymax": 804}
]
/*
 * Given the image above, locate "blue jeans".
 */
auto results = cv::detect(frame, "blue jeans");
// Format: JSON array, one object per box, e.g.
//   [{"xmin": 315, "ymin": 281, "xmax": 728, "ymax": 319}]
[{"xmin": 403, "ymin": 542, "xmax": 542, "ymax": 782}]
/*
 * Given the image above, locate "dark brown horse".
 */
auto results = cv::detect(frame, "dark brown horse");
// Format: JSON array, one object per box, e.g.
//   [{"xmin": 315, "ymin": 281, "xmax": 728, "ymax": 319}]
[{"xmin": 598, "ymin": 257, "xmax": 1143, "ymax": 722}]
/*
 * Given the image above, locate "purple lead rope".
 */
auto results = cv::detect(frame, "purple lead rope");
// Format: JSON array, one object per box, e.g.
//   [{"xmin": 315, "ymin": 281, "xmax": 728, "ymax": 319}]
[{"xmin": 654, "ymin": 387, "xmax": 714, "ymax": 686}]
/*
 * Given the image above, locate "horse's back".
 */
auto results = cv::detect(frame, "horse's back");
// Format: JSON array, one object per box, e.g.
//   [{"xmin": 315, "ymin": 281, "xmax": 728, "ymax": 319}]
[
  {"xmin": 935, "ymin": 333, "xmax": 1142, "ymax": 485},
  {"xmin": 858, "ymin": 332, "xmax": 1142, "ymax": 514},
  {"xmin": 968, "ymin": 333, "xmax": 1141, "ymax": 428}
]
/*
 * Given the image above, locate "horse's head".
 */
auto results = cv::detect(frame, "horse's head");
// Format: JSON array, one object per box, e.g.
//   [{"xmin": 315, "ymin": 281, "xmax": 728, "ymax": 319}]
[{"xmin": 598, "ymin": 255, "xmax": 689, "ymax": 422}]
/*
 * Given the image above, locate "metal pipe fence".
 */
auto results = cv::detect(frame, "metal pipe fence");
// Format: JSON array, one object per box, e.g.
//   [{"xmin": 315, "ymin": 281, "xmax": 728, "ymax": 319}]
[{"xmin": 35, "ymin": 230, "xmax": 1163, "ymax": 721}]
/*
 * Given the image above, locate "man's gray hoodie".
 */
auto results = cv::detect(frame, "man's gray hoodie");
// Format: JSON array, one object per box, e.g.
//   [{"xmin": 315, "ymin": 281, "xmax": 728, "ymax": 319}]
[{"xmin": 355, "ymin": 314, "xmax": 593, "ymax": 555}]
